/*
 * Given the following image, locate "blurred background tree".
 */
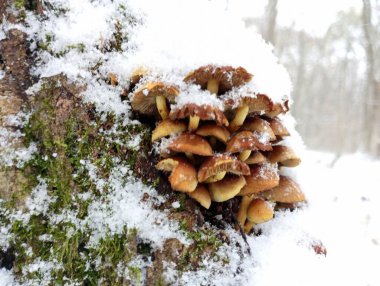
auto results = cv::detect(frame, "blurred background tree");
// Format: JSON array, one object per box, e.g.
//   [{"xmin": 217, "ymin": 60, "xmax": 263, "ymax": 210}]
[{"xmin": 240, "ymin": 0, "xmax": 380, "ymax": 157}]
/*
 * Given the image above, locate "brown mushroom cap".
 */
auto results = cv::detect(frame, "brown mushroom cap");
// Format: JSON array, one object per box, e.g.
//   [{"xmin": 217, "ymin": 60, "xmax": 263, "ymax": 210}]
[
  {"xmin": 197, "ymin": 154, "xmax": 250, "ymax": 183},
  {"xmin": 266, "ymin": 117, "xmax": 290, "ymax": 137},
  {"xmin": 224, "ymin": 93, "xmax": 274, "ymax": 113},
  {"xmin": 260, "ymin": 176, "xmax": 305, "ymax": 203},
  {"xmin": 241, "ymin": 117, "xmax": 276, "ymax": 141},
  {"xmin": 156, "ymin": 157, "xmax": 197, "ymax": 192},
  {"xmin": 169, "ymin": 103, "xmax": 229, "ymax": 127},
  {"xmin": 168, "ymin": 133, "xmax": 213, "ymax": 156},
  {"xmin": 247, "ymin": 198, "xmax": 274, "ymax": 224},
  {"xmin": 187, "ymin": 185, "xmax": 212, "ymax": 209},
  {"xmin": 131, "ymin": 82, "xmax": 179, "ymax": 116},
  {"xmin": 239, "ymin": 164, "xmax": 280, "ymax": 196},
  {"xmin": 184, "ymin": 65, "xmax": 252, "ymax": 94},
  {"xmin": 208, "ymin": 176, "xmax": 246, "ymax": 202},
  {"xmin": 196, "ymin": 123, "xmax": 230, "ymax": 143},
  {"xmin": 245, "ymin": 151, "xmax": 267, "ymax": 165},
  {"xmin": 267, "ymin": 145, "xmax": 301, "ymax": 167},
  {"xmin": 265, "ymin": 100, "xmax": 290, "ymax": 118},
  {"xmin": 151, "ymin": 119, "xmax": 187, "ymax": 142},
  {"xmin": 226, "ymin": 131, "xmax": 272, "ymax": 153},
  {"xmin": 130, "ymin": 67, "xmax": 149, "ymax": 85}
]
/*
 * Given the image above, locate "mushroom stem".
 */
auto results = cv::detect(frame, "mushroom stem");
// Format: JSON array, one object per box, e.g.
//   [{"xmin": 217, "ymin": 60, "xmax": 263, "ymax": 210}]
[
  {"xmin": 207, "ymin": 78, "xmax": 219, "ymax": 95},
  {"xmin": 238, "ymin": 150, "xmax": 252, "ymax": 161},
  {"xmin": 237, "ymin": 196, "xmax": 254, "ymax": 227},
  {"xmin": 229, "ymin": 105, "xmax": 249, "ymax": 132},
  {"xmin": 185, "ymin": 152, "xmax": 195, "ymax": 162},
  {"xmin": 188, "ymin": 115, "xmax": 200, "ymax": 131},
  {"xmin": 204, "ymin": 171, "xmax": 226, "ymax": 183},
  {"xmin": 244, "ymin": 221, "xmax": 255, "ymax": 233},
  {"xmin": 156, "ymin": 95, "xmax": 169, "ymax": 119}
]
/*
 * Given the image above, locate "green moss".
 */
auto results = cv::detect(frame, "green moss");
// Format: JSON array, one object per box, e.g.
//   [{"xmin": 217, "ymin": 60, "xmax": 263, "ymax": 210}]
[
  {"xmin": 14, "ymin": 0, "xmax": 26, "ymax": 10},
  {"xmin": 0, "ymin": 78, "xmax": 154, "ymax": 284},
  {"xmin": 178, "ymin": 228, "xmax": 223, "ymax": 272}
]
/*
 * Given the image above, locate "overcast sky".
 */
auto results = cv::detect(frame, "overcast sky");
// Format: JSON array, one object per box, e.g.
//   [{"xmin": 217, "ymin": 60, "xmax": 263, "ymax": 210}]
[{"xmin": 228, "ymin": 0, "xmax": 362, "ymax": 36}]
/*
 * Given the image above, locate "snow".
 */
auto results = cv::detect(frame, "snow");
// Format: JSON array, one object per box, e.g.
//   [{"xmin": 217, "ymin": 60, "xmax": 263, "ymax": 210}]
[
  {"xmin": 0, "ymin": 112, "xmax": 38, "ymax": 168},
  {"xmin": 26, "ymin": 177, "xmax": 56, "ymax": 216},
  {"xmin": 172, "ymin": 85, "xmax": 224, "ymax": 110}
]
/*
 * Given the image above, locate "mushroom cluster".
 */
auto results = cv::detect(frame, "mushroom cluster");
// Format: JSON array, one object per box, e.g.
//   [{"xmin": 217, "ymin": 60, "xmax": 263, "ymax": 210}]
[{"xmin": 129, "ymin": 65, "xmax": 305, "ymax": 233}]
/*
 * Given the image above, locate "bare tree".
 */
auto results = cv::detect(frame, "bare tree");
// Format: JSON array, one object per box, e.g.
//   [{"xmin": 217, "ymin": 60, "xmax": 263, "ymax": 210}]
[
  {"xmin": 362, "ymin": 0, "xmax": 380, "ymax": 156},
  {"xmin": 262, "ymin": 0, "xmax": 278, "ymax": 44}
]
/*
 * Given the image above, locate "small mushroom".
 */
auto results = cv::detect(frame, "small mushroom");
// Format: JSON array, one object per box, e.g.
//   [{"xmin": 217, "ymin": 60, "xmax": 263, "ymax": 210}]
[
  {"xmin": 131, "ymin": 82, "xmax": 179, "ymax": 119},
  {"xmin": 184, "ymin": 65, "xmax": 252, "ymax": 95},
  {"xmin": 208, "ymin": 176, "xmax": 246, "ymax": 202},
  {"xmin": 260, "ymin": 176, "xmax": 305, "ymax": 203},
  {"xmin": 266, "ymin": 117, "xmax": 290, "ymax": 138},
  {"xmin": 265, "ymin": 100, "xmax": 289, "ymax": 118},
  {"xmin": 198, "ymin": 154, "xmax": 250, "ymax": 183},
  {"xmin": 225, "ymin": 93, "xmax": 274, "ymax": 132},
  {"xmin": 267, "ymin": 145, "xmax": 301, "ymax": 167},
  {"xmin": 245, "ymin": 151, "xmax": 267, "ymax": 165},
  {"xmin": 168, "ymin": 133, "xmax": 213, "ymax": 158},
  {"xmin": 187, "ymin": 185, "xmax": 212, "ymax": 209},
  {"xmin": 170, "ymin": 103, "xmax": 228, "ymax": 131},
  {"xmin": 196, "ymin": 123, "xmax": 230, "ymax": 145},
  {"xmin": 156, "ymin": 157, "xmax": 198, "ymax": 192},
  {"xmin": 130, "ymin": 67, "xmax": 149, "ymax": 85},
  {"xmin": 245, "ymin": 198, "xmax": 274, "ymax": 233},
  {"xmin": 236, "ymin": 195, "xmax": 254, "ymax": 227},
  {"xmin": 226, "ymin": 131, "xmax": 272, "ymax": 162},
  {"xmin": 151, "ymin": 119, "xmax": 187, "ymax": 142},
  {"xmin": 241, "ymin": 117, "xmax": 276, "ymax": 142},
  {"xmin": 108, "ymin": 73, "xmax": 118, "ymax": 86},
  {"xmin": 238, "ymin": 164, "xmax": 280, "ymax": 196}
]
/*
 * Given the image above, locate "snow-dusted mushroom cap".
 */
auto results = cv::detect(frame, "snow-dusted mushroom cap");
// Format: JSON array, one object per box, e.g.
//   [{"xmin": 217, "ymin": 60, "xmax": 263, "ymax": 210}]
[
  {"xmin": 169, "ymin": 103, "xmax": 229, "ymax": 127},
  {"xmin": 239, "ymin": 164, "xmax": 280, "ymax": 196},
  {"xmin": 226, "ymin": 131, "xmax": 272, "ymax": 153},
  {"xmin": 197, "ymin": 154, "xmax": 250, "ymax": 183},
  {"xmin": 247, "ymin": 198, "xmax": 274, "ymax": 224},
  {"xmin": 130, "ymin": 66, "xmax": 149, "ymax": 85},
  {"xmin": 151, "ymin": 119, "xmax": 187, "ymax": 142},
  {"xmin": 208, "ymin": 176, "xmax": 246, "ymax": 202},
  {"xmin": 187, "ymin": 185, "xmax": 212, "ymax": 209},
  {"xmin": 265, "ymin": 101, "xmax": 289, "ymax": 118},
  {"xmin": 224, "ymin": 93, "xmax": 273, "ymax": 113},
  {"xmin": 241, "ymin": 117, "xmax": 276, "ymax": 141},
  {"xmin": 266, "ymin": 117, "xmax": 290, "ymax": 137},
  {"xmin": 196, "ymin": 123, "xmax": 230, "ymax": 143},
  {"xmin": 168, "ymin": 133, "xmax": 213, "ymax": 156},
  {"xmin": 260, "ymin": 176, "xmax": 305, "ymax": 203},
  {"xmin": 156, "ymin": 157, "xmax": 198, "ymax": 192},
  {"xmin": 184, "ymin": 65, "xmax": 252, "ymax": 95},
  {"xmin": 268, "ymin": 145, "xmax": 301, "ymax": 167},
  {"xmin": 245, "ymin": 151, "xmax": 267, "ymax": 165},
  {"xmin": 131, "ymin": 82, "xmax": 179, "ymax": 118}
]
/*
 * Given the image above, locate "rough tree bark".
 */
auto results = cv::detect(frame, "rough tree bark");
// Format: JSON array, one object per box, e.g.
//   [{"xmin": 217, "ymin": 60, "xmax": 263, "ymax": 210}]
[{"xmin": 362, "ymin": 0, "xmax": 380, "ymax": 157}]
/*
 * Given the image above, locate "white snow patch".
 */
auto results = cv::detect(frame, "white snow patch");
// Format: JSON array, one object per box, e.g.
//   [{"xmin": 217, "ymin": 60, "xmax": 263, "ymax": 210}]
[
  {"xmin": 26, "ymin": 177, "xmax": 56, "ymax": 216},
  {"xmin": 83, "ymin": 163, "xmax": 188, "ymax": 249},
  {"xmin": 0, "ymin": 269, "xmax": 18, "ymax": 286}
]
